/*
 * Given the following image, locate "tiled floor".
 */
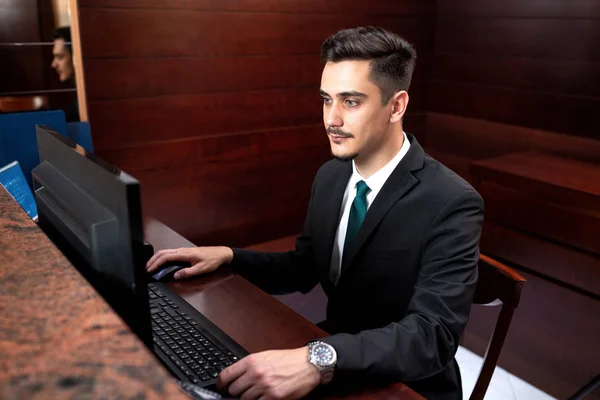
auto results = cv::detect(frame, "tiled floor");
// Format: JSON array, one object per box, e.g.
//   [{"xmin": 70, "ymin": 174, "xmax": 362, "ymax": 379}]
[{"xmin": 454, "ymin": 346, "xmax": 556, "ymax": 400}]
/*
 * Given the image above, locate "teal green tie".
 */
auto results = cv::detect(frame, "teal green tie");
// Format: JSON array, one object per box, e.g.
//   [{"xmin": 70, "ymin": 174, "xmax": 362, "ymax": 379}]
[{"xmin": 343, "ymin": 180, "xmax": 371, "ymax": 260}]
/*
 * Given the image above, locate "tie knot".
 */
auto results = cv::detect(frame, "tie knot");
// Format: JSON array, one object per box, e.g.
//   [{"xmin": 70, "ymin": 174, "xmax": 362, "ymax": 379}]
[{"xmin": 355, "ymin": 180, "xmax": 371, "ymax": 198}]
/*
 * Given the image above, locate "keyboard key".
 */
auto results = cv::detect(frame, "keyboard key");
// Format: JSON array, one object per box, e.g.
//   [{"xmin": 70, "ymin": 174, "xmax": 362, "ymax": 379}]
[{"xmin": 199, "ymin": 373, "xmax": 210, "ymax": 381}]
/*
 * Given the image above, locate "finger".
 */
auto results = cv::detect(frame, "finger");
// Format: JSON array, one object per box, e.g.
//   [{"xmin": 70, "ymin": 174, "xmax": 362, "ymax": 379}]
[
  {"xmin": 146, "ymin": 251, "xmax": 178, "ymax": 272},
  {"xmin": 146, "ymin": 249, "xmax": 169, "ymax": 269},
  {"xmin": 173, "ymin": 262, "xmax": 206, "ymax": 279},
  {"xmin": 217, "ymin": 358, "xmax": 248, "ymax": 392},
  {"xmin": 146, "ymin": 249, "xmax": 186, "ymax": 272},
  {"xmin": 239, "ymin": 384, "xmax": 265, "ymax": 400},
  {"xmin": 146, "ymin": 249, "xmax": 173, "ymax": 271},
  {"xmin": 226, "ymin": 372, "xmax": 254, "ymax": 398}
]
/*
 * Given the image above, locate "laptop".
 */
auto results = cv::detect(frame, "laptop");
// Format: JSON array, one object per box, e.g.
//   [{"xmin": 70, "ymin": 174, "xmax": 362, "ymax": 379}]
[{"xmin": 0, "ymin": 161, "xmax": 38, "ymax": 221}]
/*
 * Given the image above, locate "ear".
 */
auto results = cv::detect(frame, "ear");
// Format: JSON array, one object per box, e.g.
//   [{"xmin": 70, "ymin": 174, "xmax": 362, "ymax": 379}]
[{"xmin": 389, "ymin": 91, "xmax": 409, "ymax": 123}]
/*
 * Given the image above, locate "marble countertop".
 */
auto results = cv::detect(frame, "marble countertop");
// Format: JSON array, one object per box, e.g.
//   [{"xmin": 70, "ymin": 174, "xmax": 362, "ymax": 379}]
[{"xmin": 0, "ymin": 186, "xmax": 188, "ymax": 399}]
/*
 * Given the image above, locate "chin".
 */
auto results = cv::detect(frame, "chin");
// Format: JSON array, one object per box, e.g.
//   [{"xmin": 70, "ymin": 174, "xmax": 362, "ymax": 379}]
[{"xmin": 331, "ymin": 150, "xmax": 358, "ymax": 162}]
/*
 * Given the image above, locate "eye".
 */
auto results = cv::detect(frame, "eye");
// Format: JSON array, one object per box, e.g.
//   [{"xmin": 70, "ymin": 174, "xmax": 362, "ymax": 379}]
[
  {"xmin": 345, "ymin": 99, "xmax": 359, "ymax": 107},
  {"xmin": 322, "ymin": 97, "xmax": 332, "ymax": 105}
]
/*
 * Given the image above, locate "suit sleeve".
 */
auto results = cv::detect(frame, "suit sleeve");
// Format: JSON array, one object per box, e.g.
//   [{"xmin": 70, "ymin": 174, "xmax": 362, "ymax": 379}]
[
  {"xmin": 322, "ymin": 189, "xmax": 484, "ymax": 381},
  {"xmin": 230, "ymin": 179, "xmax": 320, "ymax": 295}
]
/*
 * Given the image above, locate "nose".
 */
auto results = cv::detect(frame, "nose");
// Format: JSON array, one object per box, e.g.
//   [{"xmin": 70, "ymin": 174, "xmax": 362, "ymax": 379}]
[{"xmin": 325, "ymin": 103, "xmax": 343, "ymax": 128}]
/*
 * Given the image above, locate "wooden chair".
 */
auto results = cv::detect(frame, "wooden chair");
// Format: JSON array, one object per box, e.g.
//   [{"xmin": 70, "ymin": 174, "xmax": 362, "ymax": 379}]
[
  {"xmin": 469, "ymin": 254, "xmax": 526, "ymax": 400},
  {"xmin": 0, "ymin": 95, "xmax": 49, "ymax": 112}
]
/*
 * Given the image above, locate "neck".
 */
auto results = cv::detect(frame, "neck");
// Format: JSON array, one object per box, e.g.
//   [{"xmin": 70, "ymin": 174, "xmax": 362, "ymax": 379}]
[{"xmin": 355, "ymin": 125, "xmax": 404, "ymax": 178}]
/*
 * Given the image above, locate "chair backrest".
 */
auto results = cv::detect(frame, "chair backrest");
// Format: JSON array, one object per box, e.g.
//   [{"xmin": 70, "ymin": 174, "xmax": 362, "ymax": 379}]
[
  {"xmin": 0, "ymin": 110, "xmax": 67, "ymax": 189},
  {"xmin": 469, "ymin": 254, "xmax": 526, "ymax": 400},
  {"xmin": 0, "ymin": 95, "xmax": 49, "ymax": 112},
  {"xmin": 66, "ymin": 121, "xmax": 94, "ymax": 153}
]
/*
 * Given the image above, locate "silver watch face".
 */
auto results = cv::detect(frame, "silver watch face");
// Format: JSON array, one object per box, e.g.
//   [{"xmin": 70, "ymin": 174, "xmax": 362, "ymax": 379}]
[{"xmin": 311, "ymin": 343, "xmax": 335, "ymax": 366}]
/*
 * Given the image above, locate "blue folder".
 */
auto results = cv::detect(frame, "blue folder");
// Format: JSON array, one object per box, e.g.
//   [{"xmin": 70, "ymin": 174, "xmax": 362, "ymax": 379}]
[{"xmin": 0, "ymin": 161, "xmax": 38, "ymax": 220}]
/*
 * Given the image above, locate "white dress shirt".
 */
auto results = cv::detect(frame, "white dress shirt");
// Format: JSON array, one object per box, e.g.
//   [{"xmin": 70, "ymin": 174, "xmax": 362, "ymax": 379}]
[{"xmin": 330, "ymin": 132, "xmax": 411, "ymax": 282}]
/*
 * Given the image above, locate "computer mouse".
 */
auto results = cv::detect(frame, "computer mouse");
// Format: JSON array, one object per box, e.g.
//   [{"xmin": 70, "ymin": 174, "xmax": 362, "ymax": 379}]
[{"xmin": 152, "ymin": 261, "xmax": 191, "ymax": 282}]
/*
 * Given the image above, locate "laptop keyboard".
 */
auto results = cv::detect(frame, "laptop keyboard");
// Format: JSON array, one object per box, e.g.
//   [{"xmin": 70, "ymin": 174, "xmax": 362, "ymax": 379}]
[{"xmin": 148, "ymin": 283, "xmax": 240, "ymax": 384}]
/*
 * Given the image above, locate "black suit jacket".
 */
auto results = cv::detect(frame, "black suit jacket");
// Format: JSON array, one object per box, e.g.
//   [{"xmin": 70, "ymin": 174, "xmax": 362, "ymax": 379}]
[{"xmin": 231, "ymin": 134, "xmax": 484, "ymax": 400}]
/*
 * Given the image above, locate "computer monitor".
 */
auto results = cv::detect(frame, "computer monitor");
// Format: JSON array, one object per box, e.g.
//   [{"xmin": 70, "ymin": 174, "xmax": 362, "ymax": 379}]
[{"xmin": 31, "ymin": 126, "xmax": 152, "ymax": 347}]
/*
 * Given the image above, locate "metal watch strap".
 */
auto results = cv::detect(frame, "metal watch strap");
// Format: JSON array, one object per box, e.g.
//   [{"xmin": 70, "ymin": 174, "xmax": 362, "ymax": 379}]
[{"xmin": 308, "ymin": 341, "xmax": 336, "ymax": 385}]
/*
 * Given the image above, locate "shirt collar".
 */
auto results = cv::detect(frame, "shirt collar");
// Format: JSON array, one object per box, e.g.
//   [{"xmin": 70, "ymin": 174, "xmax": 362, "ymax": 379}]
[{"xmin": 350, "ymin": 132, "xmax": 411, "ymax": 198}]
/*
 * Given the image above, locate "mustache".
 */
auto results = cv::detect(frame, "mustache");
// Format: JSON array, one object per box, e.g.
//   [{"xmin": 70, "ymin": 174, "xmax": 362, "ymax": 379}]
[{"xmin": 327, "ymin": 128, "xmax": 353, "ymax": 138}]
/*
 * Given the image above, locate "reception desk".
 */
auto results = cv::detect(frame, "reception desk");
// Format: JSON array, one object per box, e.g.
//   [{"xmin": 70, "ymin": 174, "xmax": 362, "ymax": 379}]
[{"xmin": 0, "ymin": 186, "xmax": 423, "ymax": 399}]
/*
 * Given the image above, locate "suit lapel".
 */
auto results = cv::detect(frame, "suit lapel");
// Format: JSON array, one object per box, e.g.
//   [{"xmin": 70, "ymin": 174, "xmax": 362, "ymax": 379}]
[
  {"xmin": 341, "ymin": 134, "xmax": 425, "ymax": 274},
  {"xmin": 319, "ymin": 161, "xmax": 352, "ymax": 270}
]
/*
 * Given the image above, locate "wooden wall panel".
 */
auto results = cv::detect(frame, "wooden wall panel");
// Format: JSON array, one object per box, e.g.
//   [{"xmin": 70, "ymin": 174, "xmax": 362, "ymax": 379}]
[
  {"xmin": 429, "ymin": 3, "xmax": 600, "ymax": 399},
  {"xmin": 437, "ymin": 0, "xmax": 600, "ymax": 18},
  {"xmin": 78, "ymin": 0, "xmax": 436, "ymax": 16},
  {"xmin": 432, "ymin": 0, "xmax": 600, "ymax": 141},
  {"xmin": 426, "ymin": 113, "xmax": 600, "ymax": 166},
  {"xmin": 81, "ymin": 10, "xmax": 434, "ymax": 58},
  {"xmin": 0, "ymin": 0, "xmax": 40, "ymax": 42},
  {"xmin": 435, "ymin": 19, "xmax": 600, "ymax": 61},
  {"xmin": 0, "ymin": 0, "xmax": 46, "ymax": 93},
  {"xmin": 84, "ymin": 55, "xmax": 322, "ymax": 101},
  {"xmin": 80, "ymin": 1, "xmax": 435, "ymax": 246},
  {"xmin": 429, "ymin": 82, "xmax": 599, "ymax": 139},
  {"xmin": 432, "ymin": 53, "xmax": 600, "ymax": 99}
]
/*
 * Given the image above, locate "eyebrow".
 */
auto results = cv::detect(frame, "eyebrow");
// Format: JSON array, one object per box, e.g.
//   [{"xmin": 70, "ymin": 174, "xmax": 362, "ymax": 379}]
[{"xmin": 319, "ymin": 89, "xmax": 367, "ymax": 98}]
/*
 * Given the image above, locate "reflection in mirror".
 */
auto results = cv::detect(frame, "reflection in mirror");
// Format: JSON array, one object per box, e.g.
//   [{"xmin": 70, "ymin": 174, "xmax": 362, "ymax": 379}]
[{"xmin": 0, "ymin": 0, "xmax": 81, "ymax": 121}]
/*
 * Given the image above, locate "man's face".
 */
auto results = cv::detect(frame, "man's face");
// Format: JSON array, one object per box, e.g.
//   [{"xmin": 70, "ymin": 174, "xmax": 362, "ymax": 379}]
[
  {"xmin": 320, "ymin": 60, "xmax": 393, "ymax": 162},
  {"xmin": 51, "ymin": 39, "xmax": 74, "ymax": 82}
]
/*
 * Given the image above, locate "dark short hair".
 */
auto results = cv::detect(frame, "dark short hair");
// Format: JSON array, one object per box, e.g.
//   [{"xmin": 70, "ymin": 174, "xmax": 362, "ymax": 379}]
[
  {"xmin": 53, "ymin": 26, "xmax": 72, "ymax": 55},
  {"xmin": 321, "ymin": 26, "xmax": 417, "ymax": 104}
]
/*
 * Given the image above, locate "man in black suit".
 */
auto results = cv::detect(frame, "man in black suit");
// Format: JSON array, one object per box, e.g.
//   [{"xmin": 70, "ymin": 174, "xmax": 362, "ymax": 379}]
[{"xmin": 147, "ymin": 27, "xmax": 484, "ymax": 400}]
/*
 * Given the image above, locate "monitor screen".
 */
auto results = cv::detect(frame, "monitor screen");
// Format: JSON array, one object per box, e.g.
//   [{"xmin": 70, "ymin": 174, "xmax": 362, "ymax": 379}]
[{"xmin": 31, "ymin": 126, "xmax": 151, "ymax": 347}]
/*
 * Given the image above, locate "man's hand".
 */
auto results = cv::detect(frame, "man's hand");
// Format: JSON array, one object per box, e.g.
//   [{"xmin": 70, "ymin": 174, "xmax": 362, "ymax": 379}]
[
  {"xmin": 145, "ymin": 246, "xmax": 233, "ymax": 280},
  {"xmin": 217, "ymin": 347, "xmax": 321, "ymax": 400}
]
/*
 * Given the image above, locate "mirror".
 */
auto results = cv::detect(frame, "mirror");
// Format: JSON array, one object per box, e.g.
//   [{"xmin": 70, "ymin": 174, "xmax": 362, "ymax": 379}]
[{"xmin": 0, "ymin": 0, "xmax": 86, "ymax": 121}]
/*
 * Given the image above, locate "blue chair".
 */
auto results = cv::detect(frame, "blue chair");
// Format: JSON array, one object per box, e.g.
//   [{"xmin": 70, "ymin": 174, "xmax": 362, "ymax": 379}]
[
  {"xmin": 67, "ymin": 121, "xmax": 94, "ymax": 153},
  {"xmin": 0, "ymin": 110, "xmax": 68, "ymax": 189}
]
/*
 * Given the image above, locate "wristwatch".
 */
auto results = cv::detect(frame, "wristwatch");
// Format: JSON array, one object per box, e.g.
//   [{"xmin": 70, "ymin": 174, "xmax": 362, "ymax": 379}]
[{"xmin": 307, "ymin": 341, "xmax": 337, "ymax": 384}]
